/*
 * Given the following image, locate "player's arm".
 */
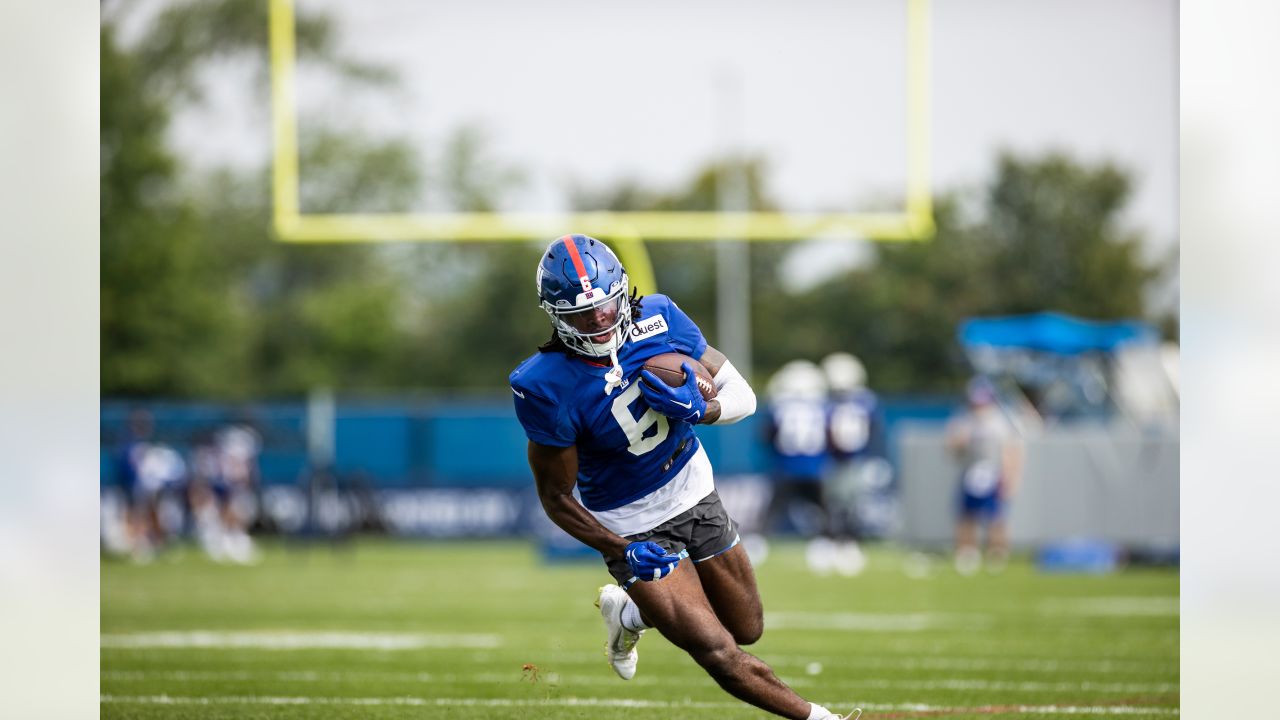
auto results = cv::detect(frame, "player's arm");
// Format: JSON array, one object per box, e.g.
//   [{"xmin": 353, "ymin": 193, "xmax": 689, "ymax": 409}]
[
  {"xmin": 696, "ymin": 344, "xmax": 756, "ymax": 426},
  {"xmin": 527, "ymin": 441, "xmax": 630, "ymax": 559}
]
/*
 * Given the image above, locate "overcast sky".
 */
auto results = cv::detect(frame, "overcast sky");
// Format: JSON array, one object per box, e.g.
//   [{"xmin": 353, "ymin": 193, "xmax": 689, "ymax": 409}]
[{"xmin": 141, "ymin": 0, "xmax": 1177, "ymax": 262}]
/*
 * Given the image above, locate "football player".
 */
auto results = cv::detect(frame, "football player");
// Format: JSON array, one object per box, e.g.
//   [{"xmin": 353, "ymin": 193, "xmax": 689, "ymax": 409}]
[
  {"xmin": 510, "ymin": 235, "xmax": 859, "ymax": 720},
  {"xmin": 759, "ymin": 360, "xmax": 836, "ymax": 573},
  {"xmin": 945, "ymin": 376, "xmax": 1024, "ymax": 575},
  {"xmin": 820, "ymin": 352, "xmax": 885, "ymax": 577},
  {"xmin": 113, "ymin": 409, "xmax": 180, "ymax": 562}
]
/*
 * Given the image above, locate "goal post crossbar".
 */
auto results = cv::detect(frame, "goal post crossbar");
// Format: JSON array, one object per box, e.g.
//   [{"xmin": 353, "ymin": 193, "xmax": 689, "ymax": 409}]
[{"xmin": 268, "ymin": 0, "xmax": 934, "ymax": 247}]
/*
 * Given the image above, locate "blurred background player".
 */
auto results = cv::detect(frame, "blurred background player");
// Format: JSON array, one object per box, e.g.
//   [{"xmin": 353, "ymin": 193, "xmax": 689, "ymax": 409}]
[
  {"xmin": 214, "ymin": 422, "xmax": 262, "ymax": 563},
  {"xmin": 945, "ymin": 376, "xmax": 1024, "ymax": 575},
  {"xmin": 510, "ymin": 235, "xmax": 857, "ymax": 720},
  {"xmin": 105, "ymin": 408, "xmax": 154, "ymax": 559},
  {"xmin": 186, "ymin": 425, "xmax": 260, "ymax": 564},
  {"xmin": 110, "ymin": 409, "xmax": 187, "ymax": 562},
  {"xmin": 758, "ymin": 359, "xmax": 838, "ymax": 574},
  {"xmin": 820, "ymin": 352, "xmax": 887, "ymax": 577}
]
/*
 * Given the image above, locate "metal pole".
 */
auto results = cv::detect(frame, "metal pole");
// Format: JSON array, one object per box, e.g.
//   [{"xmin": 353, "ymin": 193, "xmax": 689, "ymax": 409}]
[
  {"xmin": 715, "ymin": 71, "xmax": 754, "ymax": 469},
  {"xmin": 715, "ymin": 71, "xmax": 753, "ymax": 381},
  {"xmin": 306, "ymin": 386, "xmax": 335, "ymax": 469}
]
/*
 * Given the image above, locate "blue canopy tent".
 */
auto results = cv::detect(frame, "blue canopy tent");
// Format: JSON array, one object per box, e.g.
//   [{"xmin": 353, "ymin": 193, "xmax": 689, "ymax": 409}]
[
  {"xmin": 958, "ymin": 312, "xmax": 1157, "ymax": 355},
  {"xmin": 957, "ymin": 312, "xmax": 1159, "ymax": 421}
]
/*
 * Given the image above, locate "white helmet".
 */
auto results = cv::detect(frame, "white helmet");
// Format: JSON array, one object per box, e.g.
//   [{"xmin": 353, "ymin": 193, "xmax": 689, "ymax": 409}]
[
  {"xmin": 821, "ymin": 352, "xmax": 866, "ymax": 392},
  {"xmin": 766, "ymin": 359, "xmax": 828, "ymax": 401}
]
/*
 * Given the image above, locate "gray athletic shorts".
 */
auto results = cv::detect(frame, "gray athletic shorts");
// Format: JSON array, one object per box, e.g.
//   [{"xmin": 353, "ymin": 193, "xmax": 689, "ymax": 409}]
[{"xmin": 603, "ymin": 490, "xmax": 741, "ymax": 588}]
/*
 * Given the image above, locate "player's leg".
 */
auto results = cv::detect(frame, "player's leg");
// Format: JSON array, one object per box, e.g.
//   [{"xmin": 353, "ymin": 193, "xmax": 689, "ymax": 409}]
[
  {"xmin": 797, "ymin": 481, "xmax": 837, "ymax": 574},
  {"xmin": 985, "ymin": 498, "xmax": 1010, "ymax": 571},
  {"xmin": 625, "ymin": 560, "xmax": 814, "ymax": 720},
  {"xmin": 694, "ymin": 544, "xmax": 764, "ymax": 646},
  {"xmin": 760, "ymin": 477, "xmax": 796, "ymax": 536},
  {"xmin": 956, "ymin": 477, "xmax": 989, "ymax": 575},
  {"xmin": 682, "ymin": 490, "xmax": 763, "ymax": 645},
  {"xmin": 954, "ymin": 513, "xmax": 981, "ymax": 575}
]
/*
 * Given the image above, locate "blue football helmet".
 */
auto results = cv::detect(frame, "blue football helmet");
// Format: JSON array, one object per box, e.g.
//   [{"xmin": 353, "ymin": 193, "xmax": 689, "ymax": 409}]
[{"xmin": 537, "ymin": 234, "xmax": 632, "ymax": 357}]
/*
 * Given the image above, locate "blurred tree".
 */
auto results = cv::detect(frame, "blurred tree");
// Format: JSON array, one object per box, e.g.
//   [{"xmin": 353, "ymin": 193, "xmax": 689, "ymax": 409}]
[
  {"xmin": 105, "ymin": 0, "xmax": 387, "ymax": 102},
  {"xmin": 405, "ymin": 243, "xmax": 551, "ymax": 390},
  {"xmin": 381, "ymin": 128, "xmax": 536, "ymax": 390},
  {"xmin": 789, "ymin": 152, "xmax": 1159, "ymax": 392},
  {"xmin": 793, "ymin": 196, "xmax": 995, "ymax": 392},
  {"xmin": 101, "ymin": 25, "xmax": 251, "ymax": 396},
  {"xmin": 438, "ymin": 126, "xmax": 528, "ymax": 213},
  {"xmin": 983, "ymin": 152, "xmax": 1154, "ymax": 318},
  {"xmin": 195, "ymin": 130, "xmax": 429, "ymax": 395},
  {"xmin": 101, "ymin": 0, "xmax": 422, "ymax": 398}
]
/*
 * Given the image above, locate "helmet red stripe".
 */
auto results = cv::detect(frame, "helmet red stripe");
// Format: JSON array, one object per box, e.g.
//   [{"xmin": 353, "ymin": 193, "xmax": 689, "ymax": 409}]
[{"xmin": 561, "ymin": 234, "xmax": 590, "ymax": 288}]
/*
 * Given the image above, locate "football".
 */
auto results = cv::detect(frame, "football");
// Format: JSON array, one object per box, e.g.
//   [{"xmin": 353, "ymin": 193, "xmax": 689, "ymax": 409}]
[{"xmin": 640, "ymin": 352, "xmax": 717, "ymax": 401}]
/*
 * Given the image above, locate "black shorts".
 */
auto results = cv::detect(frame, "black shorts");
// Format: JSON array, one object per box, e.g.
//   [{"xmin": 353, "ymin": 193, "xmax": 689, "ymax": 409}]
[{"xmin": 603, "ymin": 490, "xmax": 741, "ymax": 588}]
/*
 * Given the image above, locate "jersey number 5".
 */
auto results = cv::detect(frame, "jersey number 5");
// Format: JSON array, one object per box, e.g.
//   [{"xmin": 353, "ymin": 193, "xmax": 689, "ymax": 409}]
[{"xmin": 610, "ymin": 382, "xmax": 669, "ymax": 456}]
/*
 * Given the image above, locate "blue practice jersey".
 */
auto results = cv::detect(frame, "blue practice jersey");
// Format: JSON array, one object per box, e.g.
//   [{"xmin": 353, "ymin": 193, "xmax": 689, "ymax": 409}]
[
  {"xmin": 828, "ymin": 389, "xmax": 882, "ymax": 460},
  {"xmin": 766, "ymin": 397, "xmax": 829, "ymax": 481},
  {"xmin": 509, "ymin": 294, "xmax": 708, "ymax": 512}
]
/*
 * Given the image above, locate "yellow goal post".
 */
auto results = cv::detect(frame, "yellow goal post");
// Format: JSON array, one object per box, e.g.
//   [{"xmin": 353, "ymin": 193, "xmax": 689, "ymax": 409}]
[{"xmin": 268, "ymin": 0, "xmax": 934, "ymax": 293}]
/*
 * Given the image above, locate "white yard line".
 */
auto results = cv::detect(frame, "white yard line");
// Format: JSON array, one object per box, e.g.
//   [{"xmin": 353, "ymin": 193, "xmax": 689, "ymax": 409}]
[
  {"xmin": 100, "ymin": 694, "xmax": 1180, "ymax": 715},
  {"xmin": 763, "ymin": 612, "xmax": 992, "ymax": 632},
  {"xmin": 101, "ymin": 670, "xmax": 817, "ymax": 688},
  {"xmin": 855, "ymin": 679, "xmax": 1178, "ymax": 693},
  {"xmin": 1039, "ymin": 597, "xmax": 1180, "ymax": 617},
  {"xmin": 100, "ymin": 631, "xmax": 502, "ymax": 650},
  {"xmin": 102, "ymin": 670, "xmax": 1177, "ymax": 694},
  {"xmin": 869, "ymin": 702, "xmax": 1180, "ymax": 716},
  {"xmin": 504, "ymin": 650, "xmax": 1175, "ymax": 675},
  {"xmin": 762, "ymin": 655, "xmax": 1178, "ymax": 674},
  {"xmin": 99, "ymin": 695, "xmax": 731, "ymax": 709}
]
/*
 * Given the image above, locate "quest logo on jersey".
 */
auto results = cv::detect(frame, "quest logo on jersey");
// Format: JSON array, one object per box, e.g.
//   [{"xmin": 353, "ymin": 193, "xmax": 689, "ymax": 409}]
[{"xmin": 629, "ymin": 315, "xmax": 669, "ymax": 341}]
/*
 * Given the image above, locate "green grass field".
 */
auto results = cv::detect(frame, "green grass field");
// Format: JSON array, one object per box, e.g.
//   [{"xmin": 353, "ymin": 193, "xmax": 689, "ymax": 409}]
[{"xmin": 101, "ymin": 540, "xmax": 1178, "ymax": 719}]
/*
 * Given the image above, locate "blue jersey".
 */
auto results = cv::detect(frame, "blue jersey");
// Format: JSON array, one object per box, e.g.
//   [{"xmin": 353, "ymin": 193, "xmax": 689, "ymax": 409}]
[
  {"xmin": 766, "ymin": 397, "xmax": 829, "ymax": 481},
  {"xmin": 509, "ymin": 294, "xmax": 708, "ymax": 512},
  {"xmin": 828, "ymin": 389, "xmax": 881, "ymax": 460}
]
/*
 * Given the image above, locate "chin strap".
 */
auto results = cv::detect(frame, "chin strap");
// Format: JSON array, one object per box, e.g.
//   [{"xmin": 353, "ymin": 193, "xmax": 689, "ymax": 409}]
[{"xmin": 603, "ymin": 343, "xmax": 625, "ymax": 395}]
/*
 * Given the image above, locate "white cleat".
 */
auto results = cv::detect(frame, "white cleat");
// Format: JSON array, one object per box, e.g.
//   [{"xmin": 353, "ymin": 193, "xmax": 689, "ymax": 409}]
[
  {"xmin": 811, "ymin": 703, "xmax": 863, "ymax": 720},
  {"xmin": 595, "ymin": 584, "xmax": 643, "ymax": 680}
]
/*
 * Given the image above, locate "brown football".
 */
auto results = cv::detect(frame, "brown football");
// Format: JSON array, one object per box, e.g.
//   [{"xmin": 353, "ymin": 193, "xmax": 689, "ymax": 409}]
[{"xmin": 640, "ymin": 352, "xmax": 717, "ymax": 401}]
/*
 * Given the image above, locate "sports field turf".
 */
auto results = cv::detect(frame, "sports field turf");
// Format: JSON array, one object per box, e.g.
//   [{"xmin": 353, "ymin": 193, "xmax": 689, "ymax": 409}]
[{"xmin": 101, "ymin": 540, "xmax": 1178, "ymax": 718}]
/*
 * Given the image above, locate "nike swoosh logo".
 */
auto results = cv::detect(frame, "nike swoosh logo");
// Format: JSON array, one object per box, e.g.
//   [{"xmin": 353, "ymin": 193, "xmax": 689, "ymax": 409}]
[
  {"xmin": 673, "ymin": 399, "xmax": 693, "ymax": 409},
  {"xmin": 511, "ymin": 387, "xmax": 526, "ymax": 398}
]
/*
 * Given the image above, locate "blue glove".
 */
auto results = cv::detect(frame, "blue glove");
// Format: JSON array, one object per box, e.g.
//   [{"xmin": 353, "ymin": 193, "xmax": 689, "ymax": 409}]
[
  {"xmin": 625, "ymin": 541, "xmax": 687, "ymax": 582},
  {"xmin": 639, "ymin": 363, "xmax": 708, "ymax": 424}
]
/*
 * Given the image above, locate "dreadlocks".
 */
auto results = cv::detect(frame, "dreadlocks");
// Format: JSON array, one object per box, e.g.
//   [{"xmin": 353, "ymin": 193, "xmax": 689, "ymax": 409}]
[{"xmin": 629, "ymin": 285, "xmax": 646, "ymax": 322}]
